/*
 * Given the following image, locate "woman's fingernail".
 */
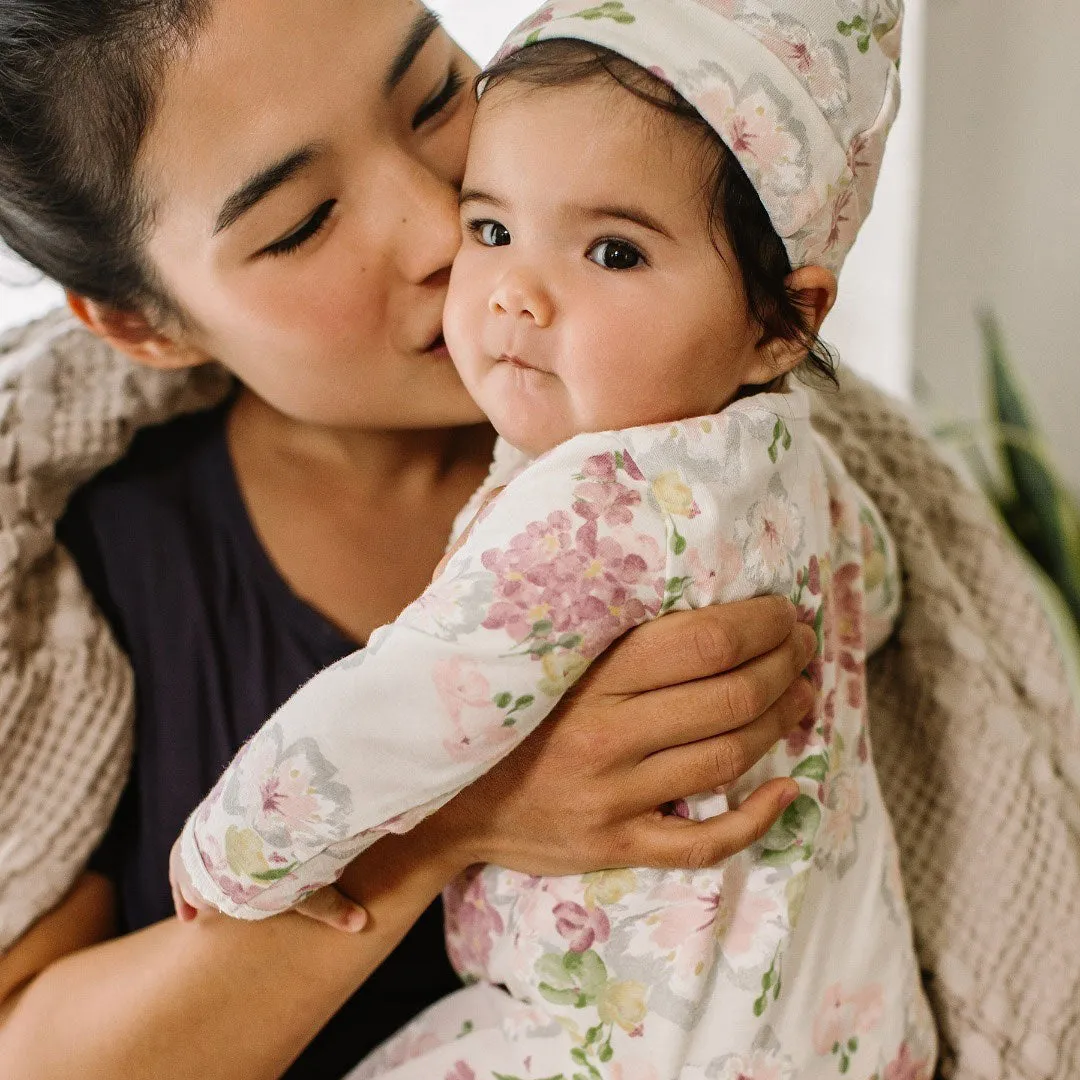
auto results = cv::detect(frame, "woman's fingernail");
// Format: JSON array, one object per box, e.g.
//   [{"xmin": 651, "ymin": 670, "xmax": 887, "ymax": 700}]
[
  {"xmin": 346, "ymin": 908, "xmax": 369, "ymax": 933},
  {"xmin": 780, "ymin": 783, "xmax": 800, "ymax": 808}
]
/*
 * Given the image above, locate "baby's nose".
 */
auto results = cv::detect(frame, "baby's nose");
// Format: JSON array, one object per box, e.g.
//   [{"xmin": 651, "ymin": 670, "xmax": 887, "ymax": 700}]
[{"xmin": 489, "ymin": 271, "xmax": 554, "ymax": 327}]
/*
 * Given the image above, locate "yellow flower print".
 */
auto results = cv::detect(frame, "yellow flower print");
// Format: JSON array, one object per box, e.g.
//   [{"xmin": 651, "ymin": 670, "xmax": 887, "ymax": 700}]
[
  {"xmin": 224, "ymin": 826, "xmax": 270, "ymax": 880},
  {"xmin": 598, "ymin": 979, "xmax": 649, "ymax": 1033},
  {"xmin": 652, "ymin": 472, "xmax": 698, "ymax": 518},
  {"xmin": 584, "ymin": 868, "xmax": 638, "ymax": 908},
  {"xmin": 539, "ymin": 651, "xmax": 588, "ymax": 697}
]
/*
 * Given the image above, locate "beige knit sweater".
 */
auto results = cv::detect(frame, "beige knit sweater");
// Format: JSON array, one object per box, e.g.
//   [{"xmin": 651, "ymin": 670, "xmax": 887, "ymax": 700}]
[{"xmin": 1, "ymin": 310, "xmax": 1078, "ymax": 1080}]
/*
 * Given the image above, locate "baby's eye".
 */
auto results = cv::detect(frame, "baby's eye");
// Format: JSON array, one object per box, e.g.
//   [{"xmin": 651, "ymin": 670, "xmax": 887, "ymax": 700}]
[
  {"xmin": 473, "ymin": 221, "xmax": 512, "ymax": 247},
  {"xmin": 587, "ymin": 239, "xmax": 646, "ymax": 271}
]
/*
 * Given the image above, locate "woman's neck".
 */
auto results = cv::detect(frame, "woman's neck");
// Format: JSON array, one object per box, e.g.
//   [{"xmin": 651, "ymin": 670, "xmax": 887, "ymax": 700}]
[{"xmin": 228, "ymin": 387, "xmax": 494, "ymax": 508}]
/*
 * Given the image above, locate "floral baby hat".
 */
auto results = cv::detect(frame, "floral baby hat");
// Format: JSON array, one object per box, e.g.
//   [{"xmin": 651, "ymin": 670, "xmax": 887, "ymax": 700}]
[{"xmin": 487, "ymin": 0, "xmax": 903, "ymax": 276}]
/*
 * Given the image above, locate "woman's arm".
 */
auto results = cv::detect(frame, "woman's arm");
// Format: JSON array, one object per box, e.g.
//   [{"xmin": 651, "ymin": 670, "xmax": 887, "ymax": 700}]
[
  {"xmin": 0, "ymin": 598, "xmax": 814, "ymax": 1080},
  {"xmin": 0, "ymin": 826, "xmax": 455, "ymax": 1080}
]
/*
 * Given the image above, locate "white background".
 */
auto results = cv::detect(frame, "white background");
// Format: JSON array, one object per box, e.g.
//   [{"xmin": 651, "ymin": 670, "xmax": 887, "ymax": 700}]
[{"xmin": 4, "ymin": 0, "xmax": 925, "ymax": 403}]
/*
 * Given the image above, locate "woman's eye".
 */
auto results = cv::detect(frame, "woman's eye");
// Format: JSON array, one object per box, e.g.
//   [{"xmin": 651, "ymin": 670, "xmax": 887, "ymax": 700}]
[
  {"xmin": 260, "ymin": 200, "xmax": 336, "ymax": 258},
  {"xmin": 473, "ymin": 221, "xmax": 512, "ymax": 248},
  {"xmin": 587, "ymin": 239, "xmax": 645, "ymax": 271},
  {"xmin": 413, "ymin": 66, "xmax": 465, "ymax": 130}
]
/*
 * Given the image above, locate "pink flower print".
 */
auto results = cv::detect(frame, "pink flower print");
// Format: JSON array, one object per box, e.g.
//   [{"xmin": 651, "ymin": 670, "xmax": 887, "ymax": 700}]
[
  {"xmin": 757, "ymin": 19, "xmax": 850, "ymax": 115},
  {"xmin": 707, "ymin": 1049, "xmax": 796, "ymax": 1080},
  {"xmin": 553, "ymin": 901, "xmax": 612, "ymax": 952},
  {"xmin": 444, "ymin": 869, "xmax": 505, "ymax": 978},
  {"xmin": 743, "ymin": 491, "xmax": 804, "ymax": 588},
  {"xmin": 517, "ymin": 6, "xmax": 554, "ymax": 33},
  {"xmin": 812, "ymin": 982, "xmax": 884, "ymax": 1057},
  {"xmin": 581, "ymin": 451, "xmax": 618, "ymax": 483},
  {"xmin": 433, "ymin": 656, "xmax": 491, "ymax": 723},
  {"xmin": 687, "ymin": 534, "xmax": 742, "ymax": 606},
  {"xmin": 484, "ymin": 510, "xmax": 663, "ymax": 660},
  {"xmin": 832, "ymin": 561, "xmax": 865, "ymax": 649},
  {"xmin": 709, "ymin": 85, "xmax": 807, "ymax": 206},
  {"xmin": 786, "ymin": 712, "xmax": 815, "ymax": 757},
  {"xmin": 432, "ymin": 657, "xmax": 512, "ymax": 762},
  {"xmin": 647, "ymin": 879, "xmax": 718, "ymax": 954},
  {"xmin": 444, "ymin": 1065, "xmax": 476, "ymax": 1080},
  {"xmin": 884, "ymin": 1041, "xmax": 931, "ymax": 1080},
  {"xmin": 612, "ymin": 1063, "xmax": 661, "ymax": 1080},
  {"xmin": 573, "ymin": 478, "xmax": 641, "ymax": 528},
  {"xmin": 717, "ymin": 884, "xmax": 780, "ymax": 957}
]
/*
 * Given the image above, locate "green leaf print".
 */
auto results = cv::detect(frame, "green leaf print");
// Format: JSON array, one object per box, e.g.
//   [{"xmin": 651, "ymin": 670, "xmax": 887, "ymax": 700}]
[
  {"xmin": 494, "ymin": 692, "xmax": 513, "ymax": 709},
  {"xmin": 573, "ymin": 2, "xmax": 635, "ymax": 24},
  {"xmin": 536, "ymin": 949, "xmax": 609, "ymax": 1009},
  {"xmin": 752, "ymin": 947, "xmax": 783, "ymax": 1017},
  {"xmin": 768, "ymin": 418, "xmax": 793, "ymax": 463},
  {"xmin": 760, "ymin": 794, "xmax": 821, "ymax": 866},
  {"xmin": 661, "ymin": 575, "xmax": 693, "ymax": 615},
  {"xmin": 250, "ymin": 863, "xmax": 299, "ymax": 882},
  {"xmin": 792, "ymin": 754, "xmax": 829, "ymax": 782}
]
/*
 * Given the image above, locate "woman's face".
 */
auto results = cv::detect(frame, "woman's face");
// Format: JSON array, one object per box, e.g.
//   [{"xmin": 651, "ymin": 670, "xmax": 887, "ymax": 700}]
[{"xmin": 138, "ymin": 0, "xmax": 486, "ymax": 430}]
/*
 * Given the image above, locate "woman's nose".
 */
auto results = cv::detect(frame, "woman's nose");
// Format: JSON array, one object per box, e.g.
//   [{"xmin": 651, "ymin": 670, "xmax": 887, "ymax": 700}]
[
  {"xmin": 489, "ymin": 270, "xmax": 554, "ymax": 328},
  {"xmin": 391, "ymin": 158, "xmax": 464, "ymax": 286}
]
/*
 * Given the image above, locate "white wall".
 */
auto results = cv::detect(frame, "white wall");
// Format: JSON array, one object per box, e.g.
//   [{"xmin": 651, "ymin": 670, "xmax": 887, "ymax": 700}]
[
  {"xmin": 913, "ymin": 0, "xmax": 1079, "ymax": 491},
  {"xmin": 3, "ymin": 0, "xmax": 927, "ymax": 409}
]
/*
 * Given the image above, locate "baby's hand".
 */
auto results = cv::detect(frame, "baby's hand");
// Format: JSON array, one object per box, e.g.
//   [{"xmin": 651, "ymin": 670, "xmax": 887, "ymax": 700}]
[{"xmin": 168, "ymin": 837, "xmax": 369, "ymax": 933}]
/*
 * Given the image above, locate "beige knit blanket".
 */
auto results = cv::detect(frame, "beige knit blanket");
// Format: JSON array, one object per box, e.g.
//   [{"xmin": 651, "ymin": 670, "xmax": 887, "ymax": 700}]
[{"xmin": 1, "ymin": 310, "xmax": 1078, "ymax": 1079}]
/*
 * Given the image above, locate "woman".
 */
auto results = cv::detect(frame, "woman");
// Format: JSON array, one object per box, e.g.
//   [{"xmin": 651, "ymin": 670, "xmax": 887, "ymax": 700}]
[{"xmin": 0, "ymin": 2, "xmax": 816, "ymax": 1077}]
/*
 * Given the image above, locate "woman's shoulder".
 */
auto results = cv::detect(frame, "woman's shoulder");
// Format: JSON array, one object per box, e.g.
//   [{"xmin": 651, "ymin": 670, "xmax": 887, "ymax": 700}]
[{"xmin": 67, "ymin": 401, "xmax": 232, "ymax": 516}]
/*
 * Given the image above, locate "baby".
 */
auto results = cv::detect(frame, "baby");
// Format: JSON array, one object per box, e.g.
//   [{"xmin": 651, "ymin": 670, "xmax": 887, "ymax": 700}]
[{"xmin": 173, "ymin": 1, "xmax": 935, "ymax": 1077}]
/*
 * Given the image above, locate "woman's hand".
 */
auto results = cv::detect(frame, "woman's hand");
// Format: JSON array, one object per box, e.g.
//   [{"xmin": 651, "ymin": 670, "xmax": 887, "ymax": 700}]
[{"xmin": 419, "ymin": 594, "xmax": 817, "ymax": 878}]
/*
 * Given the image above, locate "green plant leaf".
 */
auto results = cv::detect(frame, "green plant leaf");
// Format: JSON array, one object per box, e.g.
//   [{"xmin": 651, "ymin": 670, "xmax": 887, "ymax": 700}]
[{"xmin": 983, "ymin": 312, "xmax": 1080, "ymax": 632}]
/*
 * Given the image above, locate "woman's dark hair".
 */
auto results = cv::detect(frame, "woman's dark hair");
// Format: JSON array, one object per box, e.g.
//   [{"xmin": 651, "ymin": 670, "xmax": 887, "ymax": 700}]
[
  {"xmin": 0, "ymin": 0, "xmax": 208, "ymax": 317},
  {"xmin": 480, "ymin": 40, "xmax": 837, "ymax": 386}
]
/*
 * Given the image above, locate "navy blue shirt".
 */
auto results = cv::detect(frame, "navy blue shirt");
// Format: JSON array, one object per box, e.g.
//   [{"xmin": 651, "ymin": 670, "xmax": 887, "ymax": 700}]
[{"xmin": 56, "ymin": 401, "xmax": 460, "ymax": 1080}]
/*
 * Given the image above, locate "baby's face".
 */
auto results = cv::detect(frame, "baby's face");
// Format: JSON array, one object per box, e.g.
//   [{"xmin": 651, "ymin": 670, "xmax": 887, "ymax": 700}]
[{"xmin": 444, "ymin": 77, "xmax": 777, "ymax": 457}]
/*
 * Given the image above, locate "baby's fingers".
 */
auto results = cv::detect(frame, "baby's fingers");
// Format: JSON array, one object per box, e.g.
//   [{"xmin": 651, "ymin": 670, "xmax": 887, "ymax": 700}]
[{"xmin": 294, "ymin": 886, "xmax": 369, "ymax": 933}]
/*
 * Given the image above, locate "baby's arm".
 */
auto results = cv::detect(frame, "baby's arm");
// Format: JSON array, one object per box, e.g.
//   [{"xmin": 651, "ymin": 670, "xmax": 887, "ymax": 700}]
[{"xmin": 178, "ymin": 434, "xmax": 673, "ymax": 918}]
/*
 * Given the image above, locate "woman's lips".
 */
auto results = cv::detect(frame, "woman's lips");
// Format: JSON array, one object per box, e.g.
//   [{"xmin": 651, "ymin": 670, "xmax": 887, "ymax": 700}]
[{"xmin": 424, "ymin": 332, "xmax": 450, "ymax": 359}]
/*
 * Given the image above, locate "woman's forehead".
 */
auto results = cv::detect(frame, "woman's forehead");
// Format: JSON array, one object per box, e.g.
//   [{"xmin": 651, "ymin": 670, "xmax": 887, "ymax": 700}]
[{"xmin": 139, "ymin": 0, "xmax": 436, "ymax": 227}]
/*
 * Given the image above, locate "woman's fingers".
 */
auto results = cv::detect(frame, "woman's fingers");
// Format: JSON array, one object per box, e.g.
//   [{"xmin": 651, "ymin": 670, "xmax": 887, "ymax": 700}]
[
  {"xmin": 589, "ymin": 595, "xmax": 798, "ymax": 698},
  {"xmin": 632, "ymin": 676, "xmax": 815, "ymax": 807},
  {"xmin": 294, "ymin": 887, "xmax": 369, "ymax": 934},
  {"xmin": 626, "ymin": 621, "xmax": 817, "ymax": 757},
  {"xmin": 622, "ymin": 778, "xmax": 800, "ymax": 871}
]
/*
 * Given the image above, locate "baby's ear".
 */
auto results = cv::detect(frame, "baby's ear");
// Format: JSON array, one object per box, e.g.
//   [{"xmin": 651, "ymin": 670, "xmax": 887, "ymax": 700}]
[
  {"xmin": 746, "ymin": 265, "xmax": 838, "ymax": 381},
  {"xmin": 67, "ymin": 291, "xmax": 212, "ymax": 372}
]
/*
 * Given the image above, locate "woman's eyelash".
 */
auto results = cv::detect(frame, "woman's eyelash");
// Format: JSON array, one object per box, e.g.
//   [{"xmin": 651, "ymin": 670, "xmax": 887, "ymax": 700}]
[
  {"xmin": 261, "ymin": 200, "xmax": 337, "ymax": 258},
  {"xmin": 413, "ymin": 66, "xmax": 465, "ymax": 130}
]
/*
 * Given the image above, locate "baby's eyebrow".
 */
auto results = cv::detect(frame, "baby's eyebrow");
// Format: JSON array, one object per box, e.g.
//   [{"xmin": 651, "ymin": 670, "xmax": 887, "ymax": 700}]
[
  {"xmin": 459, "ymin": 188, "xmax": 508, "ymax": 210},
  {"xmin": 584, "ymin": 204, "xmax": 673, "ymax": 240}
]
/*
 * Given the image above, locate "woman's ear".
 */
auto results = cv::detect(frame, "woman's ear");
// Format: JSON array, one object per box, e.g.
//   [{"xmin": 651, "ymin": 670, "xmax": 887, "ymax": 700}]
[
  {"xmin": 744, "ymin": 265, "xmax": 839, "ymax": 383},
  {"xmin": 66, "ymin": 291, "xmax": 211, "ymax": 371}
]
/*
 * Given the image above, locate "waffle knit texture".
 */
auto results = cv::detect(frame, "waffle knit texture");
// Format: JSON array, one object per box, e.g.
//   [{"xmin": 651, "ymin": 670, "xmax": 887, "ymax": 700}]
[{"xmin": 1, "ymin": 311, "xmax": 1078, "ymax": 1080}]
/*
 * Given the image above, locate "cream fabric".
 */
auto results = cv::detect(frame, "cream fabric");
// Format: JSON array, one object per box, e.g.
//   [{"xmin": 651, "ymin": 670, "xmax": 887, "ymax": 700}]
[{"xmin": 0, "ymin": 313, "xmax": 1077, "ymax": 1079}]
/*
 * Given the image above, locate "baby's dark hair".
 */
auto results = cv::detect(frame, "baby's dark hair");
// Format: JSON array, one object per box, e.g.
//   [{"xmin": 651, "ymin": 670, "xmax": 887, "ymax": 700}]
[
  {"xmin": 0, "ymin": 0, "xmax": 209, "ymax": 319},
  {"xmin": 480, "ymin": 40, "xmax": 837, "ymax": 386}
]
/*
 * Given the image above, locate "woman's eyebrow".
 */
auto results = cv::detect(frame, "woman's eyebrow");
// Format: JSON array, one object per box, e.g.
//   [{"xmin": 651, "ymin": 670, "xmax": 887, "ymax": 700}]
[
  {"xmin": 384, "ymin": 9, "xmax": 442, "ymax": 94},
  {"xmin": 213, "ymin": 146, "xmax": 322, "ymax": 236}
]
